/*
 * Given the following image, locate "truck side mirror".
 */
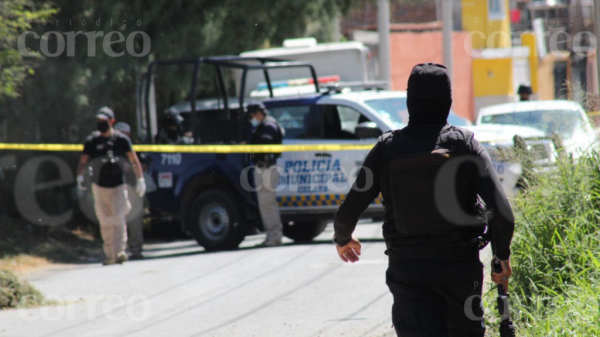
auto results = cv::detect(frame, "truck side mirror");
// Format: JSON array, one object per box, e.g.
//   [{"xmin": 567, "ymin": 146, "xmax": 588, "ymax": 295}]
[{"xmin": 355, "ymin": 122, "xmax": 382, "ymax": 139}]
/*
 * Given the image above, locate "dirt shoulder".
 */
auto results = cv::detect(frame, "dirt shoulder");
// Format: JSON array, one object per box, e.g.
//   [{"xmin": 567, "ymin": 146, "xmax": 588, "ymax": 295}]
[{"xmin": 0, "ymin": 216, "xmax": 103, "ymax": 276}]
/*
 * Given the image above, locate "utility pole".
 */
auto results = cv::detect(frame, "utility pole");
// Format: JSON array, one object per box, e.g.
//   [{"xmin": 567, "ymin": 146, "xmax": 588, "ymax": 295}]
[
  {"xmin": 594, "ymin": 0, "xmax": 600, "ymax": 96},
  {"xmin": 442, "ymin": 0, "xmax": 453, "ymax": 79},
  {"xmin": 378, "ymin": 0, "xmax": 391, "ymax": 87}
]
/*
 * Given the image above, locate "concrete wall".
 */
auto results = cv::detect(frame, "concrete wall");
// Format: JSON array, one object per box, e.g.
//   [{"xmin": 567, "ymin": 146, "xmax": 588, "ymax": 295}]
[{"xmin": 389, "ymin": 31, "xmax": 475, "ymax": 121}]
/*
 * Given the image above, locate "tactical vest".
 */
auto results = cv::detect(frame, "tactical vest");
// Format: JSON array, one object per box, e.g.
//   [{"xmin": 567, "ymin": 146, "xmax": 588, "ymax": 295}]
[
  {"xmin": 250, "ymin": 117, "xmax": 285, "ymax": 166},
  {"xmin": 90, "ymin": 133, "xmax": 127, "ymax": 186},
  {"xmin": 382, "ymin": 125, "xmax": 485, "ymax": 238}
]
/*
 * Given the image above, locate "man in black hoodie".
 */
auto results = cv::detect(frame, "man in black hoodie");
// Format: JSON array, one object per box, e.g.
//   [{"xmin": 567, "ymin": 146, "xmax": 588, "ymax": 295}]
[{"xmin": 332, "ymin": 64, "xmax": 515, "ymax": 336}]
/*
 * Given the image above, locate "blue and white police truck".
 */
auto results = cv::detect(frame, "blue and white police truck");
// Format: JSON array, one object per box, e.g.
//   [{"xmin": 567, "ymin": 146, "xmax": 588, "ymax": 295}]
[{"xmin": 139, "ymin": 56, "xmax": 554, "ymax": 251}]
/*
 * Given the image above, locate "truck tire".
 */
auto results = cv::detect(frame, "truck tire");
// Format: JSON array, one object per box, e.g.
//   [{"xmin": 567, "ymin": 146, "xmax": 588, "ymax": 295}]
[
  {"xmin": 188, "ymin": 190, "xmax": 246, "ymax": 251},
  {"xmin": 283, "ymin": 220, "xmax": 328, "ymax": 242}
]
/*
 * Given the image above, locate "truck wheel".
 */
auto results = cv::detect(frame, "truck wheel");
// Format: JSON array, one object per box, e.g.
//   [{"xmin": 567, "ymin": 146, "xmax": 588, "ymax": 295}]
[
  {"xmin": 283, "ymin": 220, "xmax": 328, "ymax": 242},
  {"xmin": 188, "ymin": 190, "xmax": 246, "ymax": 251}
]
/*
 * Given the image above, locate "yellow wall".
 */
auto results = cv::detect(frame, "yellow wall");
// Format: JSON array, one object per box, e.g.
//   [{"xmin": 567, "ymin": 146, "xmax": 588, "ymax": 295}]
[
  {"xmin": 462, "ymin": 0, "xmax": 515, "ymax": 99},
  {"xmin": 461, "ymin": 0, "xmax": 512, "ymax": 49},
  {"xmin": 521, "ymin": 33, "xmax": 538, "ymax": 94},
  {"xmin": 472, "ymin": 58, "xmax": 513, "ymax": 97}
]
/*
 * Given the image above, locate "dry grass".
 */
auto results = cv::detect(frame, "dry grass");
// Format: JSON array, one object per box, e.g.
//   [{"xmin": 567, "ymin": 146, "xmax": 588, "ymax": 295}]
[
  {"xmin": 0, "ymin": 216, "xmax": 103, "ymax": 309},
  {"xmin": 0, "ymin": 216, "xmax": 103, "ymax": 276},
  {"xmin": 0, "ymin": 254, "xmax": 52, "ymax": 276}
]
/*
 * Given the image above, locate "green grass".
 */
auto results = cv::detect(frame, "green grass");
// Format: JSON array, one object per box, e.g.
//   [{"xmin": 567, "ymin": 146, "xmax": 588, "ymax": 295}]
[
  {"xmin": 0, "ymin": 269, "xmax": 44, "ymax": 309},
  {"xmin": 485, "ymin": 153, "xmax": 600, "ymax": 336}
]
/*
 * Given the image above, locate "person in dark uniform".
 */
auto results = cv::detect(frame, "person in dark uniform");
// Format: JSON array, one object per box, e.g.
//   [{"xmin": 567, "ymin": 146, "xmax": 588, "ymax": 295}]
[
  {"xmin": 518, "ymin": 84, "xmax": 533, "ymax": 101},
  {"xmin": 332, "ymin": 64, "xmax": 515, "ymax": 336},
  {"xmin": 247, "ymin": 103, "xmax": 285, "ymax": 247},
  {"xmin": 77, "ymin": 107, "xmax": 146, "ymax": 265},
  {"xmin": 156, "ymin": 110, "xmax": 185, "ymax": 144}
]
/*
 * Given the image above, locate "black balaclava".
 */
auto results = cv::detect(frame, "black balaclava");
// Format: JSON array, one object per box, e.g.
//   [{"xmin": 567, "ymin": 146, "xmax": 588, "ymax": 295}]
[{"xmin": 406, "ymin": 63, "xmax": 452, "ymax": 125}]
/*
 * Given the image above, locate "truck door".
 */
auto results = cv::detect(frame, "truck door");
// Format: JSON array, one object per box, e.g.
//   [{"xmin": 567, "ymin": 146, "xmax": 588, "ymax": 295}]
[
  {"xmin": 316, "ymin": 104, "xmax": 382, "ymax": 208},
  {"xmin": 270, "ymin": 103, "xmax": 381, "ymax": 214},
  {"xmin": 268, "ymin": 105, "xmax": 328, "ymax": 211}
]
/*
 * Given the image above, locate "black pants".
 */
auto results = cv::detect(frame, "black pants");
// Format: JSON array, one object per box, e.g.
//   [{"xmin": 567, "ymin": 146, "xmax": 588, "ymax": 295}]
[{"xmin": 386, "ymin": 259, "xmax": 485, "ymax": 337}]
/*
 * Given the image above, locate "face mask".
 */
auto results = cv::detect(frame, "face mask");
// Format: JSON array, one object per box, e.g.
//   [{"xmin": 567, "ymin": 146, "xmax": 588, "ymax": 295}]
[
  {"xmin": 250, "ymin": 118, "xmax": 260, "ymax": 127},
  {"xmin": 97, "ymin": 120, "xmax": 110, "ymax": 133}
]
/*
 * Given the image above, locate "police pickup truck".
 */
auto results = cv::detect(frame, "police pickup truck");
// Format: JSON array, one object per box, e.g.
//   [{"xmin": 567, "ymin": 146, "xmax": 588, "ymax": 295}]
[{"xmin": 141, "ymin": 57, "xmax": 552, "ymax": 250}]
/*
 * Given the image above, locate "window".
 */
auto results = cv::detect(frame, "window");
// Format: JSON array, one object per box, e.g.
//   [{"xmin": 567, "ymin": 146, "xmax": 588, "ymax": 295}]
[
  {"xmin": 337, "ymin": 106, "xmax": 362, "ymax": 134},
  {"xmin": 319, "ymin": 105, "xmax": 373, "ymax": 139},
  {"xmin": 195, "ymin": 109, "xmax": 242, "ymax": 144},
  {"xmin": 488, "ymin": 0, "xmax": 506, "ymax": 20},
  {"xmin": 269, "ymin": 105, "xmax": 322, "ymax": 139}
]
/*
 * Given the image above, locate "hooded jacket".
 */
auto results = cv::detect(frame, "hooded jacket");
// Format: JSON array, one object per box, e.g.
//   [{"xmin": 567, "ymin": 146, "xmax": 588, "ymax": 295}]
[{"xmin": 333, "ymin": 64, "xmax": 515, "ymax": 261}]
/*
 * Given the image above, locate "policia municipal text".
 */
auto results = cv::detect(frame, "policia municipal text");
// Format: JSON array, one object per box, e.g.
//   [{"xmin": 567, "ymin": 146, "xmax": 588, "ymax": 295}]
[{"xmin": 332, "ymin": 64, "xmax": 515, "ymax": 336}]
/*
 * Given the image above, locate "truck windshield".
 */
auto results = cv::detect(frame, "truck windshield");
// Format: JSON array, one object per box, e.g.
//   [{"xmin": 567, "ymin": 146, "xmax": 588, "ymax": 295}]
[{"xmin": 364, "ymin": 97, "xmax": 408, "ymax": 128}]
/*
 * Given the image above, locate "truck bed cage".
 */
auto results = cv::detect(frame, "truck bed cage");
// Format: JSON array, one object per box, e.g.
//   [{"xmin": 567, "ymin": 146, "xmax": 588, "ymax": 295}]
[{"xmin": 143, "ymin": 56, "xmax": 319, "ymax": 143}]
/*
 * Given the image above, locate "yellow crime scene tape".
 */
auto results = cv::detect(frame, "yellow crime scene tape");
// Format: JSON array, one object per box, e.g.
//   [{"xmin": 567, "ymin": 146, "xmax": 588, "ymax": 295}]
[
  {"xmin": 0, "ymin": 143, "xmax": 375, "ymax": 153},
  {"xmin": 587, "ymin": 111, "xmax": 600, "ymax": 117}
]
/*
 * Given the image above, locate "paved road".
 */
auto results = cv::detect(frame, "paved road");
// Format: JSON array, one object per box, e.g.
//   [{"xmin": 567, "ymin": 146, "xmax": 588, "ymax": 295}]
[
  {"xmin": 0, "ymin": 221, "xmax": 396, "ymax": 337},
  {"xmin": 0, "ymin": 221, "xmax": 493, "ymax": 337}
]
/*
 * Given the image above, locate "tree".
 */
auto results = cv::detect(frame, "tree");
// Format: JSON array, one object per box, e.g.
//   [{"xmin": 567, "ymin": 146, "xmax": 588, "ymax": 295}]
[
  {"xmin": 0, "ymin": 0, "xmax": 55, "ymax": 100},
  {"xmin": 4, "ymin": 0, "xmax": 357, "ymax": 143}
]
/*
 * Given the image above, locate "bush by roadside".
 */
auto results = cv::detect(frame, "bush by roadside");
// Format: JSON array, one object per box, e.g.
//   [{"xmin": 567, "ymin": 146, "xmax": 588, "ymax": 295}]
[
  {"xmin": 0, "ymin": 269, "xmax": 44, "ymax": 309},
  {"xmin": 486, "ymin": 153, "xmax": 600, "ymax": 336},
  {"xmin": 0, "ymin": 216, "xmax": 103, "ymax": 309}
]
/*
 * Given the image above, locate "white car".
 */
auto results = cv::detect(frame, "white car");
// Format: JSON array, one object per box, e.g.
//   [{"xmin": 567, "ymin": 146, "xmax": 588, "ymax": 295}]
[
  {"xmin": 463, "ymin": 124, "xmax": 557, "ymax": 195},
  {"xmin": 476, "ymin": 100, "xmax": 597, "ymax": 157}
]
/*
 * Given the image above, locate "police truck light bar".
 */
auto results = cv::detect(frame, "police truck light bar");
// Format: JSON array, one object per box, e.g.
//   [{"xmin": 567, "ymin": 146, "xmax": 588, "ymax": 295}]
[{"xmin": 257, "ymin": 75, "xmax": 341, "ymax": 91}]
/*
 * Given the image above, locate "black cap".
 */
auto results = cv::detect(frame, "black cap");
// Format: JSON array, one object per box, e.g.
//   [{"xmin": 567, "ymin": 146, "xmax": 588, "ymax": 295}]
[
  {"xmin": 246, "ymin": 102, "xmax": 268, "ymax": 116},
  {"xmin": 96, "ymin": 106, "xmax": 115, "ymax": 120},
  {"xmin": 407, "ymin": 63, "xmax": 452, "ymax": 99},
  {"xmin": 518, "ymin": 85, "xmax": 532, "ymax": 95}
]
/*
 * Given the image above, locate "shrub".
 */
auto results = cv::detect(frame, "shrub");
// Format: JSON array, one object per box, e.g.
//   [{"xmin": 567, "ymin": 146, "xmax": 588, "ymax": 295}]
[
  {"xmin": 486, "ymin": 153, "xmax": 600, "ymax": 336},
  {"xmin": 0, "ymin": 269, "xmax": 44, "ymax": 309}
]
